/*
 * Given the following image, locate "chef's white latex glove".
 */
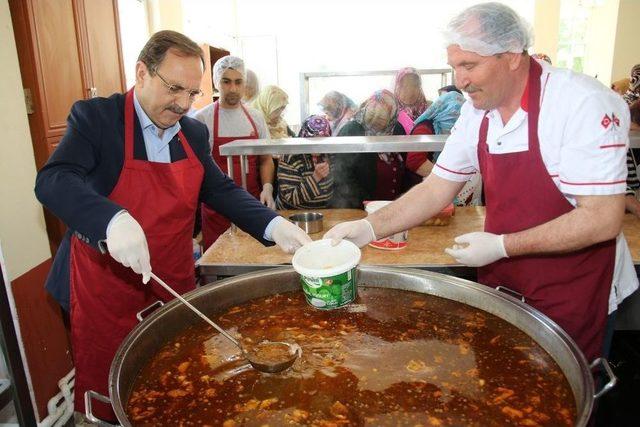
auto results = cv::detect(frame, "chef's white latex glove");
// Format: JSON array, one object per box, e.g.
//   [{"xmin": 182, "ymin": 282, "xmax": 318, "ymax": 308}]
[
  {"xmin": 106, "ymin": 212, "xmax": 151, "ymax": 283},
  {"xmin": 272, "ymin": 218, "xmax": 312, "ymax": 253},
  {"xmin": 444, "ymin": 232, "xmax": 508, "ymax": 267},
  {"xmin": 323, "ymin": 219, "xmax": 377, "ymax": 248},
  {"xmin": 260, "ymin": 183, "xmax": 276, "ymax": 209}
]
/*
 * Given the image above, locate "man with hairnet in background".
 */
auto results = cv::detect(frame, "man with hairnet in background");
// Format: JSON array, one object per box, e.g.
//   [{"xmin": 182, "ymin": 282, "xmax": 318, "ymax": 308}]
[
  {"xmin": 193, "ymin": 56, "xmax": 278, "ymax": 249},
  {"xmin": 325, "ymin": 2, "xmax": 638, "ymax": 363}
]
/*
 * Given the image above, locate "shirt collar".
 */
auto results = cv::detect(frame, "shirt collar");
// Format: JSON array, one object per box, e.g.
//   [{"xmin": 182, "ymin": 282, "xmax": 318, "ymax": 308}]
[
  {"xmin": 520, "ymin": 58, "xmax": 551, "ymax": 112},
  {"xmin": 132, "ymin": 90, "xmax": 181, "ymax": 137}
]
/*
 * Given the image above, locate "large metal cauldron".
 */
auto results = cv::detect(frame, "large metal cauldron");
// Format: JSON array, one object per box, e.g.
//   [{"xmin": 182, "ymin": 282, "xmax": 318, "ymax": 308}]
[{"xmin": 98, "ymin": 266, "xmax": 615, "ymax": 426}]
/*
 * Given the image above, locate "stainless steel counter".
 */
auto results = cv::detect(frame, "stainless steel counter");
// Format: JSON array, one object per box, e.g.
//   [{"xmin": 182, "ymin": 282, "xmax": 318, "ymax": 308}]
[
  {"xmin": 220, "ymin": 133, "xmax": 640, "ymax": 156},
  {"xmin": 220, "ymin": 133, "xmax": 640, "ymax": 185}
]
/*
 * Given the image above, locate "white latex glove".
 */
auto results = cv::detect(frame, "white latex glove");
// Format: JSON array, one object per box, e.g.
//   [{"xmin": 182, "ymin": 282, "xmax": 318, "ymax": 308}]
[
  {"xmin": 272, "ymin": 218, "xmax": 312, "ymax": 253},
  {"xmin": 260, "ymin": 183, "xmax": 276, "ymax": 209},
  {"xmin": 444, "ymin": 232, "xmax": 508, "ymax": 267},
  {"xmin": 106, "ymin": 212, "xmax": 151, "ymax": 283},
  {"xmin": 323, "ymin": 219, "xmax": 377, "ymax": 248}
]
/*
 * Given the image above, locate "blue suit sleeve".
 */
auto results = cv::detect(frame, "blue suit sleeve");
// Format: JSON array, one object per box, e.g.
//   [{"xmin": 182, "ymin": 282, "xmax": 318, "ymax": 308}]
[
  {"xmin": 192, "ymin": 125, "xmax": 278, "ymax": 246},
  {"xmin": 34, "ymin": 100, "xmax": 124, "ymax": 250}
]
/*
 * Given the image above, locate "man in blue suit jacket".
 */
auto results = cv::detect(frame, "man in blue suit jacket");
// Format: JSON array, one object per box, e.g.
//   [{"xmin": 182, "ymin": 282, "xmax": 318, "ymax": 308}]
[
  {"xmin": 36, "ymin": 35, "xmax": 309, "ymax": 311},
  {"xmin": 35, "ymin": 30, "xmax": 310, "ymax": 420}
]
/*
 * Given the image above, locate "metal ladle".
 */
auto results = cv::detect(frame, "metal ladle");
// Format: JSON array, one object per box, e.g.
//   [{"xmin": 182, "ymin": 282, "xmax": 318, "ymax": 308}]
[{"xmin": 149, "ymin": 272, "xmax": 300, "ymax": 373}]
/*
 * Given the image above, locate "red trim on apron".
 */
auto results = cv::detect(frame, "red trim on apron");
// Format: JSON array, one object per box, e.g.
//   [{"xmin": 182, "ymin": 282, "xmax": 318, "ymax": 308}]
[
  {"xmin": 477, "ymin": 60, "xmax": 615, "ymax": 362},
  {"xmin": 201, "ymin": 101, "xmax": 261, "ymax": 249},
  {"xmin": 69, "ymin": 89, "xmax": 203, "ymax": 419}
]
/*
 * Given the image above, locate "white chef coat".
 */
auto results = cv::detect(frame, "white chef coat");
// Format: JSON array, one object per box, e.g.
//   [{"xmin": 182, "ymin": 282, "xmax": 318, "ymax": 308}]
[{"xmin": 434, "ymin": 59, "xmax": 638, "ymax": 314}]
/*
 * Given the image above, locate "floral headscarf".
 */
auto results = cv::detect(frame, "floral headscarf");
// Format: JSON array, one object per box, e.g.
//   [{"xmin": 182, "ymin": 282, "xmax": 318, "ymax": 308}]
[
  {"xmin": 393, "ymin": 67, "xmax": 429, "ymax": 121},
  {"xmin": 623, "ymin": 64, "xmax": 640, "ymax": 106},
  {"xmin": 318, "ymin": 91, "xmax": 357, "ymax": 135},
  {"xmin": 252, "ymin": 85, "xmax": 289, "ymax": 138},
  {"xmin": 298, "ymin": 115, "xmax": 332, "ymax": 138},
  {"xmin": 353, "ymin": 89, "xmax": 398, "ymax": 136},
  {"xmin": 354, "ymin": 90, "xmax": 401, "ymax": 164},
  {"xmin": 415, "ymin": 91, "xmax": 466, "ymax": 134}
]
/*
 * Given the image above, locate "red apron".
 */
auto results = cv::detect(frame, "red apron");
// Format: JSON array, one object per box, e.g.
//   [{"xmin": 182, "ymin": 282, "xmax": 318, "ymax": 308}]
[
  {"xmin": 201, "ymin": 101, "xmax": 261, "ymax": 249},
  {"xmin": 69, "ymin": 90, "xmax": 203, "ymax": 420},
  {"xmin": 477, "ymin": 59, "xmax": 615, "ymax": 362}
]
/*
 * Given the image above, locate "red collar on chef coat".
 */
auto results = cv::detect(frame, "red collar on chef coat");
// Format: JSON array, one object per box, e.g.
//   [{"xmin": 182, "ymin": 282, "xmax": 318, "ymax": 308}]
[{"xmin": 520, "ymin": 72, "xmax": 530, "ymax": 113}]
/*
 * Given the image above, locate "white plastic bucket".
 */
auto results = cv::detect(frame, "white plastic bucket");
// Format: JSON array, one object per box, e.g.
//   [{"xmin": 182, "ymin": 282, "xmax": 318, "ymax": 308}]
[{"xmin": 292, "ymin": 239, "xmax": 361, "ymax": 309}]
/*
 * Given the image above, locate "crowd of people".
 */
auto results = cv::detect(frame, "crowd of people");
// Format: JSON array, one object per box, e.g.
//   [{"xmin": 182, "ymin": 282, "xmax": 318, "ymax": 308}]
[
  {"xmin": 192, "ymin": 54, "xmax": 640, "ymax": 248},
  {"xmin": 191, "ymin": 59, "xmax": 473, "ymax": 248}
]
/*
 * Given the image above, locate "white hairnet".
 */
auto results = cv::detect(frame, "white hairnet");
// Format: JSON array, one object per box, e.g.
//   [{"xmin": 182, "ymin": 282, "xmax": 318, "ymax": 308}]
[
  {"xmin": 212, "ymin": 55, "xmax": 245, "ymax": 87},
  {"xmin": 444, "ymin": 2, "xmax": 533, "ymax": 56}
]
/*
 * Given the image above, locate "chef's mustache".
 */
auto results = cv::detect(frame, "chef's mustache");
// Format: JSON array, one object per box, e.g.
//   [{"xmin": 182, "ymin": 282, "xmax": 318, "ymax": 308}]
[
  {"xmin": 167, "ymin": 104, "xmax": 187, "ymax": 115},
  {"xmin": 463, "ymin": 85, "xmax": 481, "ymax": 94}
]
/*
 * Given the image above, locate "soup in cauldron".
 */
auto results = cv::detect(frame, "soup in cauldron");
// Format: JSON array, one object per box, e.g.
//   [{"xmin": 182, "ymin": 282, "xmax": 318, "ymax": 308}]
[{"xmin": 127, "ymin": 287, "xmax": 576, "ymax": 426}]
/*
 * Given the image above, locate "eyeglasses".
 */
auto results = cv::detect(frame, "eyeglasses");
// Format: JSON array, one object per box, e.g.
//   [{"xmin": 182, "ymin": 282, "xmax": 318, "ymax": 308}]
[{"xmin": 153, "ymin": 68, "xmax": 203, "ymax": 101}]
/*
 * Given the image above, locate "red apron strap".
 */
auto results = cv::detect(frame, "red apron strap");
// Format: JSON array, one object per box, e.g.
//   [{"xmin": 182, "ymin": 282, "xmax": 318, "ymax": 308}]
[
  {"xmin": 527, "ymin": 60, "xmax": 543, "ymax": 156},
  {"xmin": 177, "ymin": 130, "xmax": 197, "ymax": 160},
  {"xmin": 241, "ymin": 104, "xmax": 259, "ymax": 137},
  {"xmin": 213, "ymin": 101, "xmax": 220, "ymax": 139}
]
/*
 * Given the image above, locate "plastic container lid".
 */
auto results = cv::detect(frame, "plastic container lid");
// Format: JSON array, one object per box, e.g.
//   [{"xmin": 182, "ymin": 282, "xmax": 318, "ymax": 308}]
[{"xmin": 292, "ymin": 239, "xmax": 361, "ymax": 278}]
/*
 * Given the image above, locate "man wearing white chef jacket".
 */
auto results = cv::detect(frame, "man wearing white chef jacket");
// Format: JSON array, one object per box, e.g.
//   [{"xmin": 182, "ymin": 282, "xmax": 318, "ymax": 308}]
[
  {"xmin": 193, "ymin": 56, "xmax": 276, "ymax": 249},
  {"xmin": 35, "ymin": 31, "xmax": 309, "ymax": 421},
  {"xmin": 324, "ymin": 3, "xmax": 638, "ymax": 363}
]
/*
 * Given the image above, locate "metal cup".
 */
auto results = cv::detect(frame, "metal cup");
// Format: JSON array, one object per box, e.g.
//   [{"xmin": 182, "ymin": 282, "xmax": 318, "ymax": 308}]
[{"xmin": 289, "ymin": 212, "xmax": 324, "ymax": 234}]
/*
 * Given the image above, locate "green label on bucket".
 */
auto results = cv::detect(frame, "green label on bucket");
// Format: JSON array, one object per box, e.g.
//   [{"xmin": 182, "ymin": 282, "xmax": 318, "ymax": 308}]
[{"xmin": 301, "ymin": 268, "xmax": 356, "ymax": 309}]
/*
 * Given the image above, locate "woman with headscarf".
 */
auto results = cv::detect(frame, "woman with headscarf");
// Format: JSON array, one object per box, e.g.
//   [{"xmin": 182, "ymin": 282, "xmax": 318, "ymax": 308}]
[
  {"xmin": 623, "ymin": 66, "xmax": 640, "ymax": 217},
  {"xmin": 336, "ymin": 89, "xmax": 406, "ymax": 203},
  {"xmin": 406, "ymin": 90, "xmax": 466, "ymax": 183},
  {"xmin": 611, "ymin": 78, "xmax": 630, "ymax": 96},
  {"xmin": 252, "ymin": 85, "xmax": 295, "ymax": 138},
  {"xmin": 405, "ymin": 90, "xmax": 481, "ymax": 205},
  {"xmin": 438, "ymin": 84, "xmax": 463, "ymax": 96},
  {"xmin": 393, "ymin": 67, "xmax": 430, "ymax": 133},
  {"xmin": 276, "ymin": 115, "xmax": 334, "ymax": 209},
  {"xmin": 243, "ymin": 69, "xmax": 260, "ymax": 104},
  {"xmin": 623, "ymin": 64, "xmax": 640, "ymax": 105},
  {"xmin": 318, "ymin": 91, "xmax": 357, "ymax": 136},
  {"xmin": 415, "ymin": 91, "xmax": 466, "ymax": 135}
]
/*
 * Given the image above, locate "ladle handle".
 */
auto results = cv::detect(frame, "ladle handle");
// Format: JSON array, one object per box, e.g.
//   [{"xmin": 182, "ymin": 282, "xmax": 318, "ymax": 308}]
[{"xmin": 149, "ymin": 272, "xmax": 241, "ymax": 348}]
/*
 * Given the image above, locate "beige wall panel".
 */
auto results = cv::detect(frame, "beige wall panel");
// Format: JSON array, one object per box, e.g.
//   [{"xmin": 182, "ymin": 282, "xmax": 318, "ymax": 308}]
[{"xmin": 0, "ymin": 1, "xmax": 51, "ymax": 280}]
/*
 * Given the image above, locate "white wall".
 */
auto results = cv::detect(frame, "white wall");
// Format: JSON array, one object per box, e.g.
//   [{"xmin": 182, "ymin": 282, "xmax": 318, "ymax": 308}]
[
  {"xmin": 582, "ymin": 0, "xmax": 620, "ymax": 84},
  {"xmin": 0, "ymin": 0, "xmax": 51, "ymax": 281},
  {"xmin": 611, "ymin": 0, "xmax": 640, "ymax": 82},
  {"xmin": 533, "ymin": 0, "xmax": 560, "ymax": 63}
]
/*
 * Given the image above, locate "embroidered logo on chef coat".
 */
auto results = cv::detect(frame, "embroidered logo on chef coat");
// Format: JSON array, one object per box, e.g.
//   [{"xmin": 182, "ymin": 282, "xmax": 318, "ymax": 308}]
[
  {"xmin": 601, "ymin": 113, "xmax": 620, "ymax": 129},
  {"xmin": 612, "ymin": 113, "xmax": 620, "ymax": 127}
]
